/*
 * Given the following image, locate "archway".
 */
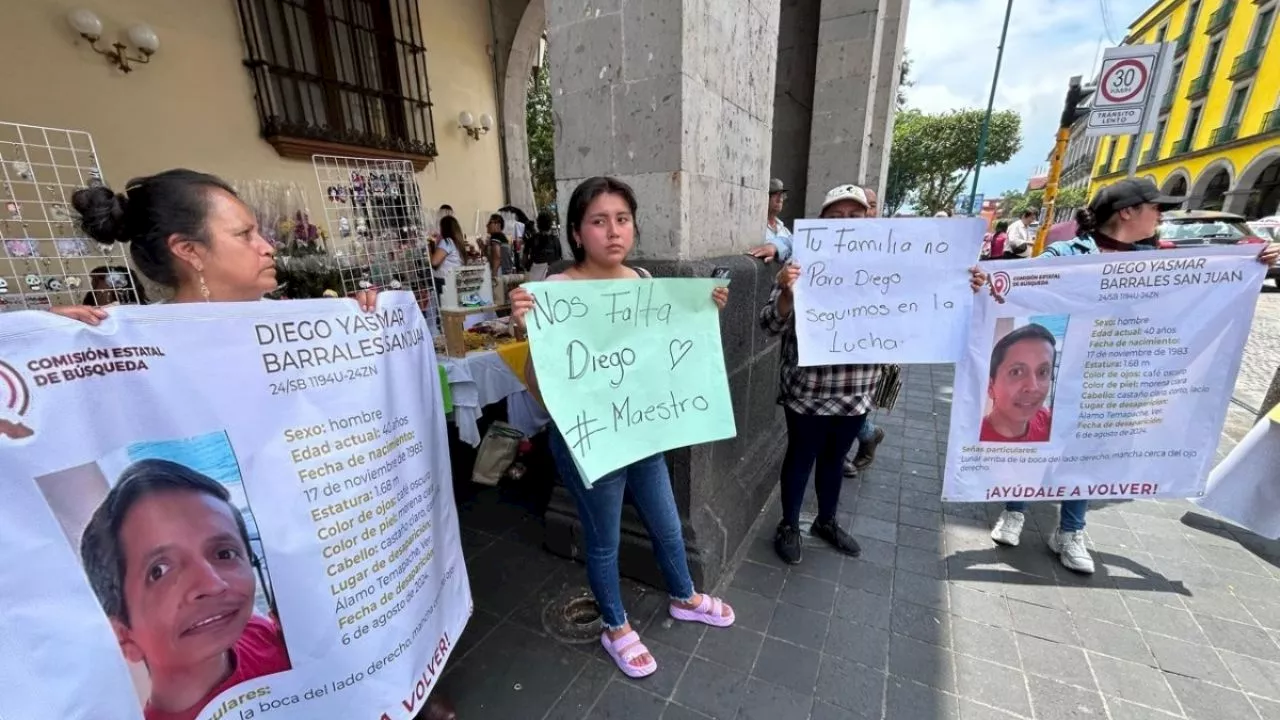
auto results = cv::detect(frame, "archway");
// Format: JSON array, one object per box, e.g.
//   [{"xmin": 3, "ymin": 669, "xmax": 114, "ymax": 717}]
[
  {"xmin": 1189, "ymin": 158, "xmax": 1235, "ymax": 210},
  {"xmin": 500, "ymin": 0, "xmax": 545, "ymax": 214},
  {"xmin": 1238, "ymin": 150, "xmax": 1280, "ymax": 218},
  {"xmin": 1162, "ymin": 169, "xmax": 1189, "ymax": 198}
]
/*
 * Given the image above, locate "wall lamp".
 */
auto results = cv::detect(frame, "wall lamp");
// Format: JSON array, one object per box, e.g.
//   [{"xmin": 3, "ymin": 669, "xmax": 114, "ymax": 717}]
[
  {"xmin": 67, "ymin": 9, "xmax": 160, "ymax": 73},
  {"xmin": 458, "ymin": 111, "xmax": 493, "ymax": 141}
]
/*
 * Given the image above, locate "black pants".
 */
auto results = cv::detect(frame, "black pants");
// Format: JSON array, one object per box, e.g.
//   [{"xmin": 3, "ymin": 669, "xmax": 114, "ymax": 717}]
[{"xmin": 780, "ymin": 408, "xmax": 867, "ymax": 527}]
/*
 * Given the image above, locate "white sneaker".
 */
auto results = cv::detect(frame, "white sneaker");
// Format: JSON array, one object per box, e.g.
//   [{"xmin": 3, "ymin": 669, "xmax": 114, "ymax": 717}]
[
  {"xmin": 990, "ymin": 511, "xmax": 1025, "ymax": 546},
  {"xmin": 1048, "ymin": 529, "xmax": 1095, "ymax": 574}
]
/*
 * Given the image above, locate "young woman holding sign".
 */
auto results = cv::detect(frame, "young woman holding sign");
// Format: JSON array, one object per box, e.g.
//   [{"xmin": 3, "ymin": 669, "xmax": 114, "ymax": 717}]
[
  {"xmin": 47, "ymin": 170, "xmax": 457, "ymax": 720},
  {"xmin": 509, "ymin": 177, "xmax": 733, "ymax": 679},
  {"xmin": 989, "ymin": 177, "xmax": 1279, "ymax": 575},
  {"xmin": 765, "ymin": 185, "xmax": 988, "ymax": 566}
]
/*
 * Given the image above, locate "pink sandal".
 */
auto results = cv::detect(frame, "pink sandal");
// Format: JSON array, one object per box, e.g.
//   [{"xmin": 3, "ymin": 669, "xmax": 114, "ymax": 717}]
[
  {"xmin": 669, "ymin": 594, "xmax": 735, "ymax": 628},
  {"xmin": 601, "ymin": 630, "xmax": 658, "ymax": 678}
]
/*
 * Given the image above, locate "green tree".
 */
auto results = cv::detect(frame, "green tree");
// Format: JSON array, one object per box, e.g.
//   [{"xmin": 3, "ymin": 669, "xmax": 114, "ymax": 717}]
[
  {"xmin": 1055, "ymin": 186, "xmax": 1087, "ymax": 210},
  {"xmin": 897, "ymin": 50, "xmax": 913, "ymax": 110},
  {"xmin": 526, "ymin": 60, "xmax": 556, "ymax": 211},
  {"xmin": 1000, "ymin": 188, "xmax": 1043, "ymax": 216},
  {"xmin": 885, "ymin": 109, "xmax": 1023, "ymax": 216}
]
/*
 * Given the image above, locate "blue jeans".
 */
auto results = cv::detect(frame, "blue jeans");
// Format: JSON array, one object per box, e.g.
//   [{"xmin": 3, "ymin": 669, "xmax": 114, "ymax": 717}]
[
  {"xmin": 858, "ymin": 416, "xmax": 877, "ymax": 443},
  {"xmin": 548, "ymin": 424, "xmax": 696, "ymax": 630},
  {"xmin": 1006, "ymin": 500, "xmax": 1088, "ymax": 532}
]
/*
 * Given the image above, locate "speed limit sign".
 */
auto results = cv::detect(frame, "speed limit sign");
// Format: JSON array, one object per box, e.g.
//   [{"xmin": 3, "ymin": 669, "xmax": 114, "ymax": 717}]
[
  {"xmin": 1087, "ymin": 43, "xmax": 1170, "ymax": 137},
  {"xmin": 1100, "ymin": 59, "xmax": 1150, "ymax": 104}
]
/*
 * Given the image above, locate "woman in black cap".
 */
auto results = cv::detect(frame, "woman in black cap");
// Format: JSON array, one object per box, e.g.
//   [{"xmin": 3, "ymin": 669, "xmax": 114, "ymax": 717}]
[{"xmin": 990, "ymin": 177, "xmax": 1279, "ymax": 576}]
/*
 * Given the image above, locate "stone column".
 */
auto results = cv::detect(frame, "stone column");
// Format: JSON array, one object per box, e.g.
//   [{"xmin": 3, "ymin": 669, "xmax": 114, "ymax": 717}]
[
  {"xmin": 1222, "ymin": 188, "xmax": 1253, "ymax": 216},
  {"xmin": 542, "ymin": 0, "xmax": 786, "ymax": 589},
  {"xmin": 805, "ymin": 0, "xmax": 885, "ymax": 215},
  {"xmin": 865, "ymin": 0, "xmax": 908, "ymax": 202}
]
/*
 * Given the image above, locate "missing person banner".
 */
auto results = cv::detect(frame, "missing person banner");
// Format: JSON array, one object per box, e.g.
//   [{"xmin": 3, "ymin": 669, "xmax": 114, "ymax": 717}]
[
  {"xmin": 522, "ymin": 278, "xmax": 736, "ymax": 483},
  {"xmin": 0, "ymin": 293, "xmax": 470, "ymax": 720},
  {"xmin": 1195, "ymin": 408, "xmax": 1280, "ymax": 539},
  {"xmin": 943, "ymin": 247, "xmax": 1264, "ymax": 502},
  {"xmin": 792, "ymin": 217, "xmax": 986, "ymax": 365}
]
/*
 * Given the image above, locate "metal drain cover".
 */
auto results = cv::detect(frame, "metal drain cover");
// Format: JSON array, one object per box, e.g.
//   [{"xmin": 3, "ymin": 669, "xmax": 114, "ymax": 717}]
[{"xmin": 542, "ymin": 587, "xmax": 603, "ymax": 643}]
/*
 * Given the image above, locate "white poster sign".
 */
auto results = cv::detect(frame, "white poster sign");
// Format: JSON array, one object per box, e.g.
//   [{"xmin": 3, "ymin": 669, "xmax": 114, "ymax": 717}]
[
  {"xmin": 1195, "ymin": 407, "xmax": 1280, "ymax": 539},
  {"xmin": 0, "ymin": 294, "xmax": 470, "ymax": 720},
  {"xmin": 792, "ymin": 218, "xmax": 986, "ymax": 365},
  {"xmin": 943, "ymin": 248, "xmax": 1264, "ymax": 502},
  {"xmin": 1087, "ymin": 43, "xmax": 1172, "ymax": 138}
]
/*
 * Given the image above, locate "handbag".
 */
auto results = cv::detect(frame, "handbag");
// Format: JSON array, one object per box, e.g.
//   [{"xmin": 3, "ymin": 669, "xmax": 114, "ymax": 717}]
[
  {"xmin": 471, "ymin": 421, "xmax": 524, "ymax": 486},
  {"xmin": 873, "ymin": 364, "xmax": 902, "ymax": 411}
]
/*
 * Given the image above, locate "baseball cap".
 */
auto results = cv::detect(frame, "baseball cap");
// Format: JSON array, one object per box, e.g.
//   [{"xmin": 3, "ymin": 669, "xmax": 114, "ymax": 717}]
[
  {"xmin": 1089, "ymin": 178, "xmax": 1184, "ymax": 224},
  {"xmin": 769, "ymin": 178, "xmax": 786, "ymax": 194},
  {"xmin": 820, "ymin": 184, "xmax": 870, "ymax": 213}
]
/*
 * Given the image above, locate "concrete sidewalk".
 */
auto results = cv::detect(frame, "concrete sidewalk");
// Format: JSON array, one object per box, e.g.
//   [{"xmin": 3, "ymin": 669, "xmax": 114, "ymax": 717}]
[{"xmin": 439, "ymin": 362, "xmax": 1280, "ymax": 719}]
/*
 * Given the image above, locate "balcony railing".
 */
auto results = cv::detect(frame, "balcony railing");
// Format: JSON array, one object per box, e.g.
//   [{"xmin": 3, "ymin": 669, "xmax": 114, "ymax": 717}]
[
  {"xmin": 1172, "ymin": 137, "xmax": 1193, "ymax": 154},
  {"xmin": 1161, "ymin": 88, "xmax": 1176, "ymax": 112},
  {"xmin": 1211, "ymin": 123, "xmax": 1239, "ymax": 145},
  {"xmin": 1229, "ymin": 47, "xmax": 1264, "ymax": 79},
  {"xmin": 1186, "ymin": 74, "xmax": 1212, "ymax": 99},
  {"xmin": 1175, "ymin": 33, "xmax": 1191, "ymax": 55},
  {"xmin": 1206, "ymin": 0, "xmax": 1235, "ymax": 34},
  {"xmin": 1143, "ymin": 148, "xmax": 1161, "ymax": 163},
  {"xmin": 1116, "ymin": 153, "xmax": 1131, "ymax": 170},
  {"xmin": 1264, "ymin": 109, "xmax": 1280, "ymax": 133}
]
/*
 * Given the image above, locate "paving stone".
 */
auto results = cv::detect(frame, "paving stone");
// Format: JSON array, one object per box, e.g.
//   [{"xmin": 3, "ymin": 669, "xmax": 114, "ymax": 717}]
[
  {"xmin": 660, "ymin": 704, "xmax": 712, "ymax": 720},
  {"xmin": 896, "ymin": 545, "xmax": 947, "ymax": 579},
  {"xmin": 950, "ymin": 585, "xmax": 1014, "ymax": 628},
  {"xmin": 1124, "ymin": 595, "xmax": 1204, "ymax": 639},
  {"xmin": 1061, "ymin": 586, "xmax": 1135, "ymax": 627},
  {"xmin": 834, "ymin": 586, "xmax": 892, "ymax": 630},
  {"xmin": 1198, "ymin": 615, "xmax": 1280, "ymax": 663},
  {"xmin": 856, "ymin": 497, "xmax": 901, "ymax": 524},
  {"xmin": 1026, "ymin": 674, "xmax": 1108, "ymax": 720},
  {"xmin": 621, "ymin": 639, "xmax": 691, "ymax": 700},
  {"xmin": 1219, "ymin": 650, "xmax": 1280, "ymax": 701},
  {"xmin": 696, "ymin": 626, "xmax": 764, "ymax": 674},
  {"xmin": 1016, "ymin": 633, "xmax": 1096, "ymax": 690},
  {"xmin": 1216, "ymin": 568, "xmax": 1280, "ymax": 602},
  {"xmin": 892, "ymin": 599, "xmax": 952, "ymax": 648},
  {"xmin": 736, "ymin": 677, "xmax": 811, "ymax": 720},
  {"xmin": 952, "ymin": 617, "xmax": 1019, "ymax": 669},
  {"xmin": 587, "ymin": 681, "xmax": 668, "ymax": 720},
  {"xmin": 851, "ymin": 515, "xmax": 899, "ymax": 544},
  {"xmin": 1105, "ymin": 699, "xmax": 1184, "ymax": 720},
  {"xmin": 1143, "ymin": 630, "xmax": 1236, "ymax": 685},
  {"xmin": 731, "ymin": 561, "xmax": 787, "ymax": 599},
  {"xmin": 898, "ymin": 524, "xmax": 945, "ymax": 553},
  {"xmin": 841, "ymin": 558, "xmax": 895, "ymax": 596},
  {"xmin": 644, "ymin": 616, "xmax": 707, "ymax": 654},
  {"xmin": 895, "ymin": 568, "xmax": 949, "ymax": 611},
  {"xmin": 751, "ymin": 637, "xmax": 821, "ymax": 696},
  {"xmin": 442, "ymin": 622, "xmax": 591, "ymax": 719},
  {"xmin": 779, "ymin": 572, "xmax": 838, "ymax": 614},
  {"xmin": 900, "ymin": 505, "xmax": 945, "ymax": 531},
  {"xmin": 1004, "ymin": 582, "xmax": 1068, "ymax": 611},
  {"xmin": 888, "ymin": 632, "xmax": 958, "ymax": 693},
  {"xmin": 792, "ymin": 546, "xmax": 845, "ymax": 582},
  {"xmin": 1074, "ymin": 616, "xmax": 1154, "ymax": 665},
  {"xmin": 767, "ymin": 601, "xmax": 830, "ymax": 651},
  {"xmin": 1256, "ymin": 697, "xmax": 1280, "ymax": 720},
  {"xmin": 1089, "ymin": 653, "xmax": 1181, "ymax": 714},
  {"xmin": 722, "ymin": 588, "xmax": 776, "ymax": 633},
  {"xmin": 1010, "ymin": 599, "xmax": 1080, "ymax": 645},
  {"xmin": 884, "ymin": 675, "xmax": 960, "ymax": 720},
  {"xmin": 851, "ymin": 534, "xmax": 899, "ymax": 568},
  {"xmin": 1181, "ymin": 588, "xmax": 1258, "ymax": 625},
  {"xmin": 956, "ymin": 699, "xmax": 1025, "ymax": 719},
  {"xmin": 825, "ymin": 617, "xmax": 890, "ymax": 670},
  {"xmin": 814, "ymin": 655, "xmax": 885, "ymax": 718},
  {"xmin": 543, "ymin": 660, "xmax": 617, "ymax": 720},
  {"xmin": 954, "ymin": 653, "xmax": 1033, "ymax": 716},
  {"xmin": 672, "ymin": 657, "xmax": 747, "ymax": 719},
  {"xmin": 1165, "ymin": 672, "xmax": 1259, "ymax": 720}
]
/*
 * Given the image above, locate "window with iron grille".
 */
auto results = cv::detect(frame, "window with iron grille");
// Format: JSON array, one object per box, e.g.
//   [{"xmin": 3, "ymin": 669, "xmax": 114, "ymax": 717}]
[{"xmin": 235, "ymin": 0, "xmax": 437, "ymax": 168}]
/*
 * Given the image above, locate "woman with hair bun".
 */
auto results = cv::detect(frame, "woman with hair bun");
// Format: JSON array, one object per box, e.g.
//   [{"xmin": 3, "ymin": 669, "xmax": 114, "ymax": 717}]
[{"xmin": 51, "ymin": 169, "xmax": 376, "ymax": 324}]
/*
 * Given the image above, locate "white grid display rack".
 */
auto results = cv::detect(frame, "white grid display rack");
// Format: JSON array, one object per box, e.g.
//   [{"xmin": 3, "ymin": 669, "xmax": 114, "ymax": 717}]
[
  {"xmin": 0, "ymin": 121, "xmax": 140, "ymax": 311},
  {"xmin": 312, "ymin": 154, "xmax": 440, "ymax": 332}
]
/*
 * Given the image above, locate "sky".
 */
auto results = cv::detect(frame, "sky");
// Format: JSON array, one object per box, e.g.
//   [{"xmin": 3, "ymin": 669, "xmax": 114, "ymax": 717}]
[{"xmin": 901, "ymin": 0, "xmax": 1156, "ymax": 200}]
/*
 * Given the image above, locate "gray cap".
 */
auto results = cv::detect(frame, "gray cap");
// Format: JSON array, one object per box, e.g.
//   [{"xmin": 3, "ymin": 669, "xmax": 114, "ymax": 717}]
[{"xmin": 769, "ymin": 178, "xmax": 786, "ymax": 194}]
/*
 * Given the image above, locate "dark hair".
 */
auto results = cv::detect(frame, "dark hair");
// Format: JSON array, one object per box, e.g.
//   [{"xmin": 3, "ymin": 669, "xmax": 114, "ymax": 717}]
[
  {"xmin": 989, "ymin": 323, "xmax": 1056, "ymax": 381},
  {"xmin": 439, "ymin": 204, "xmax": 453, "ymax": 212},
  {"xmin": 82, "ymin": 265, "xmax": 149, "ymax": 306},
  {"xmin": 994, "ymin": 220, "xmax": 1010, "ymax": 233},
  {"xmin": 439, "ymin": 215, "xmax": 464, "ymax": 244},
  {"xmin": 1020, "ymin": 209, "xmax": 1037, "ymax": 220},
  {"xmin": 536, "ymin": 211, "xmax": 554, "ymax": 233},
  {"xmin": 1074, "ymin": 207, "xmax": 1096, "ymax": 236},
  {"xmin": 71, "ymin": 169, "xmax": 237, "ymax": 289},
  {"xmin": 565, "ymin": 176, "xmax": 639, "ymax": 264},
  {"xmin": 499, "ymin": 205, "xmax": 531, "ymax": 225},
  {"xmin": 80, "ymin": 458, "xmax": 252, "ymax": 625},
  {"xmin": 488, "ymin": 213, "xmax": 505, "ymax": 230}
]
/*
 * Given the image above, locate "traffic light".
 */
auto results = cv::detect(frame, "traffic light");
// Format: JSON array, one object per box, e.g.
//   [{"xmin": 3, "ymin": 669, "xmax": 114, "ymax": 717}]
[{"xmin": 1059, "ymin": 75, "xmax": 1089, "ymax": 129}]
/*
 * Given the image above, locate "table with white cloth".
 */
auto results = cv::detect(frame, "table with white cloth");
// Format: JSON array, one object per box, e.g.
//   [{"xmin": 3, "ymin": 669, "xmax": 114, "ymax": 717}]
[{"xmin": 439, "ymin": 348, "xmax": 549, "ymax": 446}]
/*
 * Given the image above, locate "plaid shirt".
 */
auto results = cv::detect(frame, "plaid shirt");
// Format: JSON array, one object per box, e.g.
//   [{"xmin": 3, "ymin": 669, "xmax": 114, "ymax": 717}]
[{"xmin": 759, "ymin": 282, "xmax": 881, "ymax": 416}]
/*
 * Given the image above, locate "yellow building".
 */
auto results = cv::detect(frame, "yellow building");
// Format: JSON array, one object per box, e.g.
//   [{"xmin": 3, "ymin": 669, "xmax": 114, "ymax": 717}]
[
  {"xmin": 0, "ymin": 0, "xmax": 505, "ymax": 233},
  {"xmin": 1090, "ymin": 0, "xmax": 1280, "ymax": 218}
]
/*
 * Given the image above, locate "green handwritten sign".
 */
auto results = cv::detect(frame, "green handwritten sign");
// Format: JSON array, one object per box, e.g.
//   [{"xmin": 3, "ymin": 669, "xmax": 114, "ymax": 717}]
[{"xmin": 523, "ymin": 278, "xmax": 736, "ymax": 484}]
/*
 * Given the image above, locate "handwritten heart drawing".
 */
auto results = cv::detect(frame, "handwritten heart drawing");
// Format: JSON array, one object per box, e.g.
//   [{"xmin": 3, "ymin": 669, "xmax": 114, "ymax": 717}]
[{"xmin": 669, "ymin": 339, "xmax": 694, "ymax": 370}]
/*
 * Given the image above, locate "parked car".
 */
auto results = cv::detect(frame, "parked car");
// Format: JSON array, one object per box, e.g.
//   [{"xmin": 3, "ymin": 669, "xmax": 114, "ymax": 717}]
[{"xmin": 1158, "ymin": 211, "xmax": 1277, "ymax": 287}]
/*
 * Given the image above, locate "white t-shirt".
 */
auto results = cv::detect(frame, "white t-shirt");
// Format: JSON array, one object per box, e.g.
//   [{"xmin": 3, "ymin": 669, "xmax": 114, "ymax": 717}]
[{"xmin": 436, "ymin": 237, "xmax": 462, "ymax": 272}]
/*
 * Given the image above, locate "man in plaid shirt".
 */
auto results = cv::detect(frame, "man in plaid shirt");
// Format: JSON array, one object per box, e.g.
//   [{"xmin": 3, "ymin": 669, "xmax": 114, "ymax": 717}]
[{"xmin": 760, "ymin": 184, "xmax": 879, "ymax": 565}]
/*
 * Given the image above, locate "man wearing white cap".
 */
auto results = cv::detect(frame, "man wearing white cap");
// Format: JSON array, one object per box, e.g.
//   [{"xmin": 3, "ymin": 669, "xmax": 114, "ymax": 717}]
[{"xmin": 749, "ymin": 179, "xmax": 794, "ymax": 263}]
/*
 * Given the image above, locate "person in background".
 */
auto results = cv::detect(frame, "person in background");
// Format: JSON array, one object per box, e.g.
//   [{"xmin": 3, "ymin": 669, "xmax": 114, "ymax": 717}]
[
  {"xmin": 990, "ymin": 177, "xmax": 1279, "ymax": 575},
  {"xmin": 748, "ymin": 178, "xmax": 793, "ymax": 263},
  {"xmin": 486, "ymin": 213, "xmax": 515, "ymax": 277},
  {"xmin": 522, "ymin": 211, "xmax": 563, "ymax": 268},
  {"xmin": 843, "ymin": 184, "xmax": 886, "ymax": 478},
  {"xmin": 988, "ymin": 220, "xmax": 1010, "ymax": 259},
  {"xmin": 48, "ymin": 170, "xmax": 453, "ymax": 719},
  {"xmin": 83, "ymin": 265, "xmax": 149, "ymax": 306},
  {"xmin": 430, "ymin": 215, "xmax": 465, "ymax": 297},
  {"xmin": 499, "ymin": 205, "xmax": 535, "ymax": 270},
  {"xmin": 509, "ymin": 177, "xmax": 733, "ymax": 679},
  {"xmin": 1005, "ymin": 209, "xmax": 1036, "ymax": 258}
]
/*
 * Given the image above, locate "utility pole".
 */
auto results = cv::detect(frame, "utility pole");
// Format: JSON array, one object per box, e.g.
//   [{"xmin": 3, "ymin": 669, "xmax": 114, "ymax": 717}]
[
  {"xmin": 1033, "ymin": 77, "xmax": 1088, "ymax": 255},
  {"xmin": 968, "ymin": 0, "xmax": 1015, "ymax": 216}
]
